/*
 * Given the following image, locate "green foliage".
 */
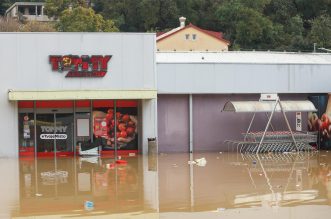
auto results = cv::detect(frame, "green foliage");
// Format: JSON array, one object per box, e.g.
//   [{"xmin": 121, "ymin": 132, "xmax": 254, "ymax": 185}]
[
  {"xmin": 309, "ymin": 14, "xmax": 331, "ymax": 48},
  {"xmin": 45, "ymin": 0, "xmax": 88, "ymax": 19},
  {"xmin": 1, "ymin": 0, "xmax": 331, "ymax": 51},
  {"xmin": 56, "ymin": 6, "xmax": 118, "ymax": 32}
]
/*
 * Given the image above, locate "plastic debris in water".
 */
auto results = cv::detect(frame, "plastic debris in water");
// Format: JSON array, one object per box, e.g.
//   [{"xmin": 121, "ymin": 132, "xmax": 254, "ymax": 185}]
[
  {"xmin": 252, "ymin": 160, "xmax": 257, "ymax": 164},
  {"xmin": 84, "ymin": 201, "xmax": 94, "ymax": 211},
  {"xmin": 195, "ymin": 157, "xmax": 207, "ymax": 167},
  {"xmin": 116, "ymin": 159, "xmax": 127, "ymax": 165},
  {"xmin": 35, "ymin": 193, "xmax": 43, "ymax": 197},
  {"xmin": 188, "ymin": 160, "xmax": 196, "ymax": 165}
]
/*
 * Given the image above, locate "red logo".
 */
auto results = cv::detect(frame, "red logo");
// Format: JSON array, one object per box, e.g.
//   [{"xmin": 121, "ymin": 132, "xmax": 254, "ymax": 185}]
[{"xmin": 49, "ymin": 55, "xmax": 111, "ymax": 77}]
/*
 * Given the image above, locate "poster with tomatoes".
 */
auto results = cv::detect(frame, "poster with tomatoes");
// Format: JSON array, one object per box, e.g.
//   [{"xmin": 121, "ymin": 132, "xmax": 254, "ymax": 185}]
[
  {"xmin": 308, "ymin": 94, "xmax": 331, "ymax": 149},
  {"xmin": 93, "ymin": 107, "xmax": 138, "ymax": 150}
]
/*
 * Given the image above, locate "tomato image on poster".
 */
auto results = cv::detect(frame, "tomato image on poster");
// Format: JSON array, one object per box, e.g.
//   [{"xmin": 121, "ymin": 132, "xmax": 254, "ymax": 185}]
[
  {"xmin": 93, "ymin": 106, "xmax": 138, "ymax": 150},
  {"xmin": 308, "ymin": 94, "xmax": 331, "ymax": 150}
]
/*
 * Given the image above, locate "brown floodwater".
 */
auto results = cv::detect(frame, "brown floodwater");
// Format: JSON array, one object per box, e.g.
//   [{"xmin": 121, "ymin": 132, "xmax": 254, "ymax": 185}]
[{"xmin": 1, "ymin": 151, "xmax": 331, "ymax": 218}]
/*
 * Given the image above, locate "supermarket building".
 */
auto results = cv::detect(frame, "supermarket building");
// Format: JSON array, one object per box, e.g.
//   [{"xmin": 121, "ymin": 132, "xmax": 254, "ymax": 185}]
[{"xmin": 1, "ymin": 32, "xmax": 331, "ymax": 158}]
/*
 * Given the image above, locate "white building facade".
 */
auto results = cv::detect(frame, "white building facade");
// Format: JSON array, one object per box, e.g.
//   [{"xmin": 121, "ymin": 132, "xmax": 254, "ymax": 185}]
[
  {"xmin": 0, "ymin": 33, "xmax": 157, "ymax": 157},
  {"xmin": 1, "ymin": 33, "xmax": 331, "ymax": 157}
]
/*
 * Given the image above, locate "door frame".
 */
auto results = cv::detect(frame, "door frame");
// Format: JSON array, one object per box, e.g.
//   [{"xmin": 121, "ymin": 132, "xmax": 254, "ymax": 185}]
[{"xmin": 36, "ymin": 108, "xmax": 74, "ymax": 157}]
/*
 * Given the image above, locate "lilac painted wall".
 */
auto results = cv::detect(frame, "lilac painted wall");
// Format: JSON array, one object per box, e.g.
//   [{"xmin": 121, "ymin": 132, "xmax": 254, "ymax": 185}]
[
  {"xmin": 193, "ymin": 94, "xmax": 309, "ymax": 151},
  {"xmin": 157, "ymin": 94, "xmax": 309, "ymax": 152},
  {"xmin": 157, "ymin": 95, "xmax": 189, "ymax": 152}
]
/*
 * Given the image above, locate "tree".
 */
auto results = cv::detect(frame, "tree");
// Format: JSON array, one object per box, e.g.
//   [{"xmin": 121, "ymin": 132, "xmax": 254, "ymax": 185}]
[
  {"xmin": 45, "ymin": 0, "xmax": 87, "ymax": 19},
  {"xmin": 0, "ymin": 0, "xmax": 13, "ymax": 16},
  {"xmin": 0, "ymin": 16, "xmax": 21, "ymax": 31},
  {"xmin": 21, "ymin": 21, "xmax": 56, "ymax": 32},
  {"xmin": 309, "ymin": 14, "xmax": 331, "ymax": 49},
  {"xmin": 56, "ymin": 6, "xmax": 118, "ymax": 32}
]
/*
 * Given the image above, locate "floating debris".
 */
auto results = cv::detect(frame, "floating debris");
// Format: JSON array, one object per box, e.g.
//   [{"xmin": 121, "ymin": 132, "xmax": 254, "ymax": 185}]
[
  {"xmin": 84, "ymin": 201, "xmax": 94, "ymax": 211},
  {"xmin": 195, "ymin": 157, "xmax": 207, "ymax": 167},
  {"xmin": 188, "ymin": 161, "xmax": 196, "ymax": 165},
  {"xmin": 35, "ymin": 193, "xmax": 43, "ymax": 197}
]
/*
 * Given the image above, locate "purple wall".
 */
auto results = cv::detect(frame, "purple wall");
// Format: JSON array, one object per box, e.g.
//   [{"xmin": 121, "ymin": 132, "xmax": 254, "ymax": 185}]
[
  {"xmin": 157, "ymin": 94, "xmax": 309, "ymax": 152},
  {"xmin": 157, "ymin": 95, "xmax": 189, "ymax": 152}
]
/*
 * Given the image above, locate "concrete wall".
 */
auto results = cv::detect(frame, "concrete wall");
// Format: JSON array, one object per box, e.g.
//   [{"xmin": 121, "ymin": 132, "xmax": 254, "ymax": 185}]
[
  {"xmin": 0, "ymin": 33, "xmax": 156, "ymax": 157},
  {"xmin": 157, "ymin": 94, "xmax": 309, "ymax": 152},
  {"xmin": 157, "ymin": 63, "xmax": 331, "ymax": 94}
]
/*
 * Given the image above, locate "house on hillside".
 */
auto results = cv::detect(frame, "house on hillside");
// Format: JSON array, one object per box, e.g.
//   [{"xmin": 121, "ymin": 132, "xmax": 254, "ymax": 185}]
[
  {"xmin": 156, "ymin": 17, "xmax": 230, "ymax": 52},
  {"xmin": 5, "ymin": 2, "xmax": 52, "ymax": 22}
]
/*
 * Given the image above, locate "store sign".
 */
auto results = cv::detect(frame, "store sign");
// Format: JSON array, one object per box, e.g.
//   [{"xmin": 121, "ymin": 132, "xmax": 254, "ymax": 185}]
[
  {"xmin": 40, "ymin": 134, "xmax": 67, "ymax": 139},
  {"xmin": 296, "ymin": 112, "xmax": 302, "ymax": 131},
  {"xmin": 40, "ymin": 125, "xmax": 68, "ymax": 139},
  {"xmin": 49, "ymin": 55, "xmax": 112, "ymax": 77}
]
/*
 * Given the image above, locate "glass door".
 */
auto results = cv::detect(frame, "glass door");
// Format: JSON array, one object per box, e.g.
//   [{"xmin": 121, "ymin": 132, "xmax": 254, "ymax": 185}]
[{"xmin": 36, "ymin": 113, "xmax": 73, "ymax": 156}]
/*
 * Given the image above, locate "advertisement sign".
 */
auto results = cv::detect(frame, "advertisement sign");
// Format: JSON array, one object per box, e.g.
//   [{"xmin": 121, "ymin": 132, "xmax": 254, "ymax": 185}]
[
  {"xmin": 93, "ymin": 105, "xmax": 138, "ymax": 150},
  {"xmin": 308, "ymin": 94, "xmax": 331, "ymax": 149},
  {"xmin": 94, "ymin": 117, "xmax": 108, "ymax": 137},
  {"xmin": 296, "ymin": 112, "xmax": 302, "ymax": 131}
]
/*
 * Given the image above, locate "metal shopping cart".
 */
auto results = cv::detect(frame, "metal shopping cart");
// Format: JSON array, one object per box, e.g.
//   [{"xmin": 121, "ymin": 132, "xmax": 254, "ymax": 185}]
[{"xmin": 222, "ymin": 94, "xmax": 318, "ymax": 154}]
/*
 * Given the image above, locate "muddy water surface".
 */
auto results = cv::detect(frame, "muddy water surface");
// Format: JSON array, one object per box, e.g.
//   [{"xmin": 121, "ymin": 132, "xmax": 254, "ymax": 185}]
[{"xmin": 1, "ymin": 152, "xmax": 331, "ymax": 218}]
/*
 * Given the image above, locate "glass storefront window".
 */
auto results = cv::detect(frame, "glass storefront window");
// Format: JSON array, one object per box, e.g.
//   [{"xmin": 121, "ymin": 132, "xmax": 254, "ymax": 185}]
[
  {"xmin": 18, "ymin": 113, "xmax": 35, "ymax": 154},
  {"xmin": 92, "ymin": 100, "xmax": 138, "ymax": 151}
]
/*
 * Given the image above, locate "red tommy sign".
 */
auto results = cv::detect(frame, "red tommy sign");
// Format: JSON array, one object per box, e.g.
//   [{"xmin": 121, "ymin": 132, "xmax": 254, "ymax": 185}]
[{"xmin": 49, "ymin": 55, "xmax": 111, "ymax": 77}]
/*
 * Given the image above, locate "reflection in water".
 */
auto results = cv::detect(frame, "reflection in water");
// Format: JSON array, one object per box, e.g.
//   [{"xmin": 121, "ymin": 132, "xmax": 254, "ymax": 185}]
[{"xmin": 0, "ymin": 152, "xmax": 331, "ymax": 218}]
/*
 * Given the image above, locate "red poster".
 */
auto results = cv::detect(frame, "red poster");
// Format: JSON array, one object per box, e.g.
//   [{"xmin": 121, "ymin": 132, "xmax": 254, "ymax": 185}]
[{"xmin": 94, "ymin": 117, "xmax": 108, "ymax": 137}]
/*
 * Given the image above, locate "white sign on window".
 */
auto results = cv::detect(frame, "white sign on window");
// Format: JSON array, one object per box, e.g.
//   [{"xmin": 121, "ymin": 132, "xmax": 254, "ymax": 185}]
[
  {"xmin": 77, "ymin": 119, "xmax": 90, "ymax": 137},
  {"xmin": 296, "ymin": 112, "xmax": 302, "ymax": 131}
]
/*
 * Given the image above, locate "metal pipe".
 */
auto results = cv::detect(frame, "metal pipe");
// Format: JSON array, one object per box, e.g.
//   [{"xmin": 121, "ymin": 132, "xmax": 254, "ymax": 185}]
[
  {"xmin": 244, "ymin": 112, "xmax": 256, "ymax": 141},
  {"xmin": 265, "ymin": 112, "xmax": 275, "ymax": 131},
  {"xmin": 189, "ymin": 94, "xmax": 193, "ymax": 153},
  {"xmin": 114, "ymin": 100, "xmax": 117, "ymax": 159},
  {"xmin": 33, "ymin": 100, "xmax": 37, "ymax": 159},
  {"xmin": 73, "ymin": 100, "xmax": 76, "ymax": 158},
  {"xmin": 256, "ymin": 98, "xmax": 279, "ymax": 154},
  {"xmin": 278, "ymin": 100, "xmax": 298, "ymax": 151},
  {"xmin": 90, "ymin": 100, "xmax": 93, "ymax": 143},
  {"xmin": 54, "ymin": 112, "xmax": 57, "ymax": 163}
]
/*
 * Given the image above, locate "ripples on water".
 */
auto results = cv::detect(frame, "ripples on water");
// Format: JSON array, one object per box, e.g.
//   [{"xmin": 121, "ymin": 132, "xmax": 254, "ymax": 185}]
[{"xmin": 0, "ymin": 152, "xmax": 331, "ymax": 218}]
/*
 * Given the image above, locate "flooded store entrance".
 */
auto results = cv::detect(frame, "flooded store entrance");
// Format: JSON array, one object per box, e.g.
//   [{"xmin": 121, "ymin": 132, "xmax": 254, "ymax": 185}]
[
  {"xmin": 1, "ymin": 151, "xmax": 330, "ymax": 218},
  {"xmin": 18, "ymin": 100, "xmax": 139, "ymax": 158}
]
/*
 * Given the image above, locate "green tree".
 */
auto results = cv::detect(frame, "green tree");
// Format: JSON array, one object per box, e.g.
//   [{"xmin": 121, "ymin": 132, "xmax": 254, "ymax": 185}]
[
  {"xmin": 21, "ymin": 21, "xmax": 56, "ymax": 32},
  {"xmin": 309, "ymin": 14, "xmax": 331, "ymax": 49},
  {"xmin": 56, "ymin": 6, "xmax": 118, "ymax": 32},
  {"xmin": 45, "ymin": 0, "xmax": 87, "ymax": 19}
]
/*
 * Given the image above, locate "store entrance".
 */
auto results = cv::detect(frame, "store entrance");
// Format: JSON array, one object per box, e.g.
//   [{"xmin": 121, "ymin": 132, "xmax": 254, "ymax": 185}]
[
  {"xmin": 18, "ymin": 100, "xmax": 139, "ymax": 158},
  {"xmin": 36, "ymin": 112, "xmax": 74, "ymax": 157}
]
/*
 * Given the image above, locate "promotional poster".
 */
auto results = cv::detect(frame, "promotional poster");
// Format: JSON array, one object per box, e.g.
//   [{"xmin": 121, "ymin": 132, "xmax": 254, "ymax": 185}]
[
  {"xmin": 93, "ymin": 106, "xmax": 138, "ymax": 150},
  {"xmin": 308, "ymin": 94, "xmax": 331, "ymax": 150}
]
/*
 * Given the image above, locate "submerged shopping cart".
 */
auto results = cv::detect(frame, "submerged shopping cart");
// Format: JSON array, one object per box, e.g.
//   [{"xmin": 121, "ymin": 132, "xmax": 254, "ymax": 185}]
[{"xmin": 222, "ymin": 94, "xmax": 318, "ymax": 154}]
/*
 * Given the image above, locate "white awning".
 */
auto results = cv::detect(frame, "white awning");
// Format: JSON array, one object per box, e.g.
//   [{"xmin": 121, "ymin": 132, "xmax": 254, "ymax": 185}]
[
  {"xmin": 8, "ymin": 89, "xmax": 157, "ymax": 101},
  {"xmin": 222, "ymin": 100, "xmax": 317, "ymax": 112}
]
